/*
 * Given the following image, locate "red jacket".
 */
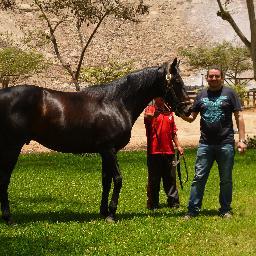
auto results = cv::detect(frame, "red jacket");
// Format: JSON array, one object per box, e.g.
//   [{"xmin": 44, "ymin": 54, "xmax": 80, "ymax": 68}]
[{"xmin": 144, "ymin": 105, "xmax": 177, "ymax": 155}]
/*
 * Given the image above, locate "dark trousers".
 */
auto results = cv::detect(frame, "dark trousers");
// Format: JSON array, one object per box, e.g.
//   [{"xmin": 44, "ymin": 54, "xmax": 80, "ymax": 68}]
[{"xmin": 147, "ymin": 154, "xmax": 179, "ymax": 209}]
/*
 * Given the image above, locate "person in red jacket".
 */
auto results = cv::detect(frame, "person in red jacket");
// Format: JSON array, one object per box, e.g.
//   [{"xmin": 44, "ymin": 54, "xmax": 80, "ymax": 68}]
[{"xmin": 144, "ymin": 97, "xmax": 184, "ymax": 210}]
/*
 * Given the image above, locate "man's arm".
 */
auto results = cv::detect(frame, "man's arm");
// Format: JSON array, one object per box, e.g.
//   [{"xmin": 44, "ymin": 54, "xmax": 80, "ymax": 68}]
[
  {"xmin": 180, "ymin": 112, "xmax": 199, "ymax": 123},
  {"xmin": 234, "ymin": 110, "xmax": 247, "ymax": 153}
]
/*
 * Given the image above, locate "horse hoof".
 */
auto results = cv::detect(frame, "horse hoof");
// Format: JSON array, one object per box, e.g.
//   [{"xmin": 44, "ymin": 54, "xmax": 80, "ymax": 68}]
[
  {"xmin": 105, "ymin": 216, "xmax": 115, "ymax": 223},
  {"xmin": 7, "ymin": 219, "xmax": 16, "ymax": 226},
  {"xmin": 3, "ymin": 216, "xmax": 16, "ymax": 226}
]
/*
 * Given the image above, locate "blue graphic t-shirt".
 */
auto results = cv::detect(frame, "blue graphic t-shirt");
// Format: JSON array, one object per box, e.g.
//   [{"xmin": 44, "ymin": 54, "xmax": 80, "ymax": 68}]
[{"xmin": 192, "ymin": 86, "xmax": 242, "ymax": 145}]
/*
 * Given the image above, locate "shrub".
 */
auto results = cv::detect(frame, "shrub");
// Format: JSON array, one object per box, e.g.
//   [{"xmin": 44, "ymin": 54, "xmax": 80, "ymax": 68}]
[
  {"xmin": 80, "ymin": 60, "xmax": 134, "ymax": 85},
  {"xmin": 246, "ymin": 135, "xmax": 256, "ymax": 149},
  {"xmin": 227, "ymin": 83, "xmax": 248, "ymax": 103},
  {"xmin": 0, "ymin": 47, "xmax": 48, "ymax": 87}
]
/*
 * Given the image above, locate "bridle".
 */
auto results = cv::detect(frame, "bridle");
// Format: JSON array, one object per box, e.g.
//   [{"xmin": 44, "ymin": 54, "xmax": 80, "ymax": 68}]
[{"xmin": 164, "ymin": 65, "xmax": 190, "ymax": 117}]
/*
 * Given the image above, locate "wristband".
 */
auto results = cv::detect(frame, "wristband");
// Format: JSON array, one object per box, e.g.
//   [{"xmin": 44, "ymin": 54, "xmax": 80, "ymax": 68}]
[{"xmin": 239, "ymin": 139, "xmax": 247, "ymax": 144}]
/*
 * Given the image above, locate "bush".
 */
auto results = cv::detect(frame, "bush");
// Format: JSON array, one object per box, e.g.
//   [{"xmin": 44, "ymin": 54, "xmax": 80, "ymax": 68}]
[
  {"xmin": 80, "ymin": 60, "xmax": 134, "ymax": 85},
  {"xmin": 0, "ymin": 47, "xmax": 48, "ymax": 87},
  {"xmin": 246, "ymin": 135, "xmax": 256, "ymax": 149},
  {"xmin": 227, "ymin": 83, "xmax": 248, "ymax": 103}
]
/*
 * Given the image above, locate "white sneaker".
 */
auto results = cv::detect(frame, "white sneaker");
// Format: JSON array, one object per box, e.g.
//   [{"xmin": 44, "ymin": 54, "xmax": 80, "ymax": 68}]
[{"xmin": 221, "ymin": 212, "xmax": 232, "ymax": 219}]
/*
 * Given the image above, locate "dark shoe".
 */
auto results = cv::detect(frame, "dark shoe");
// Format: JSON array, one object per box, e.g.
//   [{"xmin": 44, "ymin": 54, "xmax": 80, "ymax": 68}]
[
  {"xmin": 167, "ymin": 198, "xmax": 180, "ymax": 208},
  {"xmin": 147, "ymin": 197, "xmax": 159, "ymax": 210},
  {"xmin": 147, "ymin": 204, "xmax": 159, "ymax": 210}
]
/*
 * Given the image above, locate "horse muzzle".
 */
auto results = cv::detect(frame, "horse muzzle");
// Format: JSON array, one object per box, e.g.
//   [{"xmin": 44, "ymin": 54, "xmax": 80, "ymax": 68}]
[{"xmin": 175, "ymin": 101, "xmax": 193, "ymax": 117}]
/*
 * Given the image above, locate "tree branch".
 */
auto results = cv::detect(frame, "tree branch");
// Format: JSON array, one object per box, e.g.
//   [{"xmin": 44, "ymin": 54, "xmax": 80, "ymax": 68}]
[
  {"xmin": 76, "ymin": 20, "xmax": 84, "ymax": 48},
  {"xmin": 34, "ymin": 0, "xmax": 80, "ymax": 90},
  {"xmin": 75, "ymin": 12, "xmax": 108, "ymax": 81},
  {"xmin": 216, "ymin": 0, "xmax": 251, "ymax": 48}
]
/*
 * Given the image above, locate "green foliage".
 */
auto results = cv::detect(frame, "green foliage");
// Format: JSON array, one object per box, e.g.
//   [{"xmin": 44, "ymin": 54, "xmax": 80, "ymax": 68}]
[
  {"xmin": 80, "ymin": 60, "xmax": 134, "ymax": 84},
  {"xmin": 0, "ymin": 150, "xmax": 256, "ymax": 255},
  {"xmin": 246, "ymin": 135, "xmax": 256, "ymax": 149},
  {"xmin": 180, "ymin": 41, "xmax": 252, "ymax": 76},
  {"xmin": 0, "ymin": 47, "xmax": 48, "ymax": 87},
  {"xmin": 227, "ymin": 83, "xmax": 248, "ymax": 102},
  {"xmin": 38, "ymin": 0, "xmax": 149, "ymax": 26}
]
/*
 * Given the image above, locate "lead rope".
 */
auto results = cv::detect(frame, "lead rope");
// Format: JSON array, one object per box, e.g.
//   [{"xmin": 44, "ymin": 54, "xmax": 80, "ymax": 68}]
[{"xmin": 174, "ymin": 152, "xmax": 189, "ymax": 190}]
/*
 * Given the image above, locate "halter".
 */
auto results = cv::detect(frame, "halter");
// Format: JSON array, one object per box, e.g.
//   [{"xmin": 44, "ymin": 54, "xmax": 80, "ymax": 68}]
[{"xmin": 164, "ymin": 66, "xmax": 187, "ymax": 117}]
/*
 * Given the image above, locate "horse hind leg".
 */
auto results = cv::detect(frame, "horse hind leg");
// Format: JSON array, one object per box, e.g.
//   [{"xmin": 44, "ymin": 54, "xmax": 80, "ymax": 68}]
[{"xmin": 0, "ymin": 148, "xmax": 21, "ymax": 225}]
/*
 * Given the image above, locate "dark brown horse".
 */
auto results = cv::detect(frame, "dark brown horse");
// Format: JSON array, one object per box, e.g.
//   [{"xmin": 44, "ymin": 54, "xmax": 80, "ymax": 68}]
[{"xmin": 0, "ymin": 58, "xmax": 192, "ymax": 224}]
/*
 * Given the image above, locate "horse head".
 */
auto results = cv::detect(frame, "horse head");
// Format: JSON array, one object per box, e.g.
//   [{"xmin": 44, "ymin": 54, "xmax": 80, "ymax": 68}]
[{"xmin": 161, "ymin": 58, "xmax": 192, "ymax": 117}]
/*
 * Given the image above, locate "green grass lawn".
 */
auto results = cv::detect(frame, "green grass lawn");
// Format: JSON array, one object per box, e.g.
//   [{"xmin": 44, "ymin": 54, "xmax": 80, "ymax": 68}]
[{"xmin": 0, "ymin": 149, "xmax": 256, "ymax": 256}]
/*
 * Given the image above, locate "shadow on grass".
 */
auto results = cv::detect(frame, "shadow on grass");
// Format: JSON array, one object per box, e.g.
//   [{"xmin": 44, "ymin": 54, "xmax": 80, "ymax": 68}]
[
  {"xmin": 4, "ymin": 207, "xmax": 189, "ymax": 225},
  {"xmin": 116, "ymin": 210, "xmax": 185, "ymax": 220},
  {"xmin": 1, "ymin": 208, "xmax": 221, "ymax": 225},
  {"xmin": 115, "ymin": 207, "xmax": 220, "ymax": 221},
  {"xmin": 0, "ymin": 232, "xmax": 81, "ymax": 256},
  {"xmin": 11, "ymin": 210, "xmax": 102, "ymax": 224},
  {"xmin": 6, "ymin": 195, "xmax": 220, "ymax": 224},
  {"xmin": 200, "ymin": 209, "xmax": 219, "ymax": 217}
]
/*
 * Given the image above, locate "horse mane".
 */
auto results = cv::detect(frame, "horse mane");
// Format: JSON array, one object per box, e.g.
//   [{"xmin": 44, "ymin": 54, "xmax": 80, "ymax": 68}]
[{"xmin": 82, "ymin": 66, "xmax": 161, "ymax": 101}]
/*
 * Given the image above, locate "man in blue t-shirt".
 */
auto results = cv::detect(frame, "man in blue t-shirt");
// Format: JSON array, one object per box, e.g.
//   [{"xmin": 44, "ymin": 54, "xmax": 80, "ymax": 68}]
[{"xmin": 181, "ymin": 67, "xmax": 247, "ymax": 219}]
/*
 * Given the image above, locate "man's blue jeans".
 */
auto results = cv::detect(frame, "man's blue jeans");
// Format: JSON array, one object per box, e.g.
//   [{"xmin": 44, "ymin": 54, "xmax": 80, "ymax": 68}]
[{"xmin": 188, "ymin": 143, "xmax": 235, "ymax": 215}]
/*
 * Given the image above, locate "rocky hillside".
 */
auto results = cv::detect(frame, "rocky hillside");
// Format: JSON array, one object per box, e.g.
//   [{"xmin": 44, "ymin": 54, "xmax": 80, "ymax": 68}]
[{"xmin": 0, "ymin": 0, "xmax": 249, "ymax": 91}]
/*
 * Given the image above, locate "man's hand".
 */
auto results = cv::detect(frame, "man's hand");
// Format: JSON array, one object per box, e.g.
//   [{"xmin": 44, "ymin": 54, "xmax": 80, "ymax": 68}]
[
  {"xmin": 237, "ymin": 141, "xmax": 247, "ymax": 154},
  {"xmin": 180, "ymin": 112, "xmax": 198, "ymax": 123}
]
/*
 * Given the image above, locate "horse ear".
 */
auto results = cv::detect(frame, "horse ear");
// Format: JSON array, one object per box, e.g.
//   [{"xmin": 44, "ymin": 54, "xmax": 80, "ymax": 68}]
[{"xmin": 170, "ymin": 58, "xmax": 178, "ymax": 75}]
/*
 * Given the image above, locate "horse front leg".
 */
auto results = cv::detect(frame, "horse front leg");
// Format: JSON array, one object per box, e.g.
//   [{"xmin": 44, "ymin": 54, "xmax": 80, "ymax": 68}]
[
  {"xmin": 0, "ymin": 148, "xmax": 21, "ymax": 225},
  {"xmin": 0, "ymin": 173, "xmax": 13, "ymax": 225},
  {"xmin": 100, "ymin": 168, "xmax": 112, "ymax": 217},
  {"xmin": 100, "ymin": 150, "xmax": 122, "ymax": 222}
]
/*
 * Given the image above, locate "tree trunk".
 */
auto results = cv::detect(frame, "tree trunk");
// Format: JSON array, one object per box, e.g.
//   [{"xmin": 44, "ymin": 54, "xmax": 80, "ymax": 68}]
[
  {"xmin": 1, "ymin": 77, "xmax": 10, "ymax": 88},
  {"xmin": 246, "ymin": 0, "xmax": 256, "ymax": 79}
]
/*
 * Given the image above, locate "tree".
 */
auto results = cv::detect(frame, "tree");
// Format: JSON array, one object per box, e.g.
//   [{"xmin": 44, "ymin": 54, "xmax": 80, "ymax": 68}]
[
  {"xmin": 30, "ymin": 0, "xmax": 149, "ymax": 91},
  {"xmin": 216, "ymin": 0, "xmax": 256, "ymax": 80},
  {"xmin": 180, "ymin": 41, "xmax": 251, "ymax": 102},
  {"xmin": 180, "ymin": 41, "xmax": 252, "ymax": 81}
]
